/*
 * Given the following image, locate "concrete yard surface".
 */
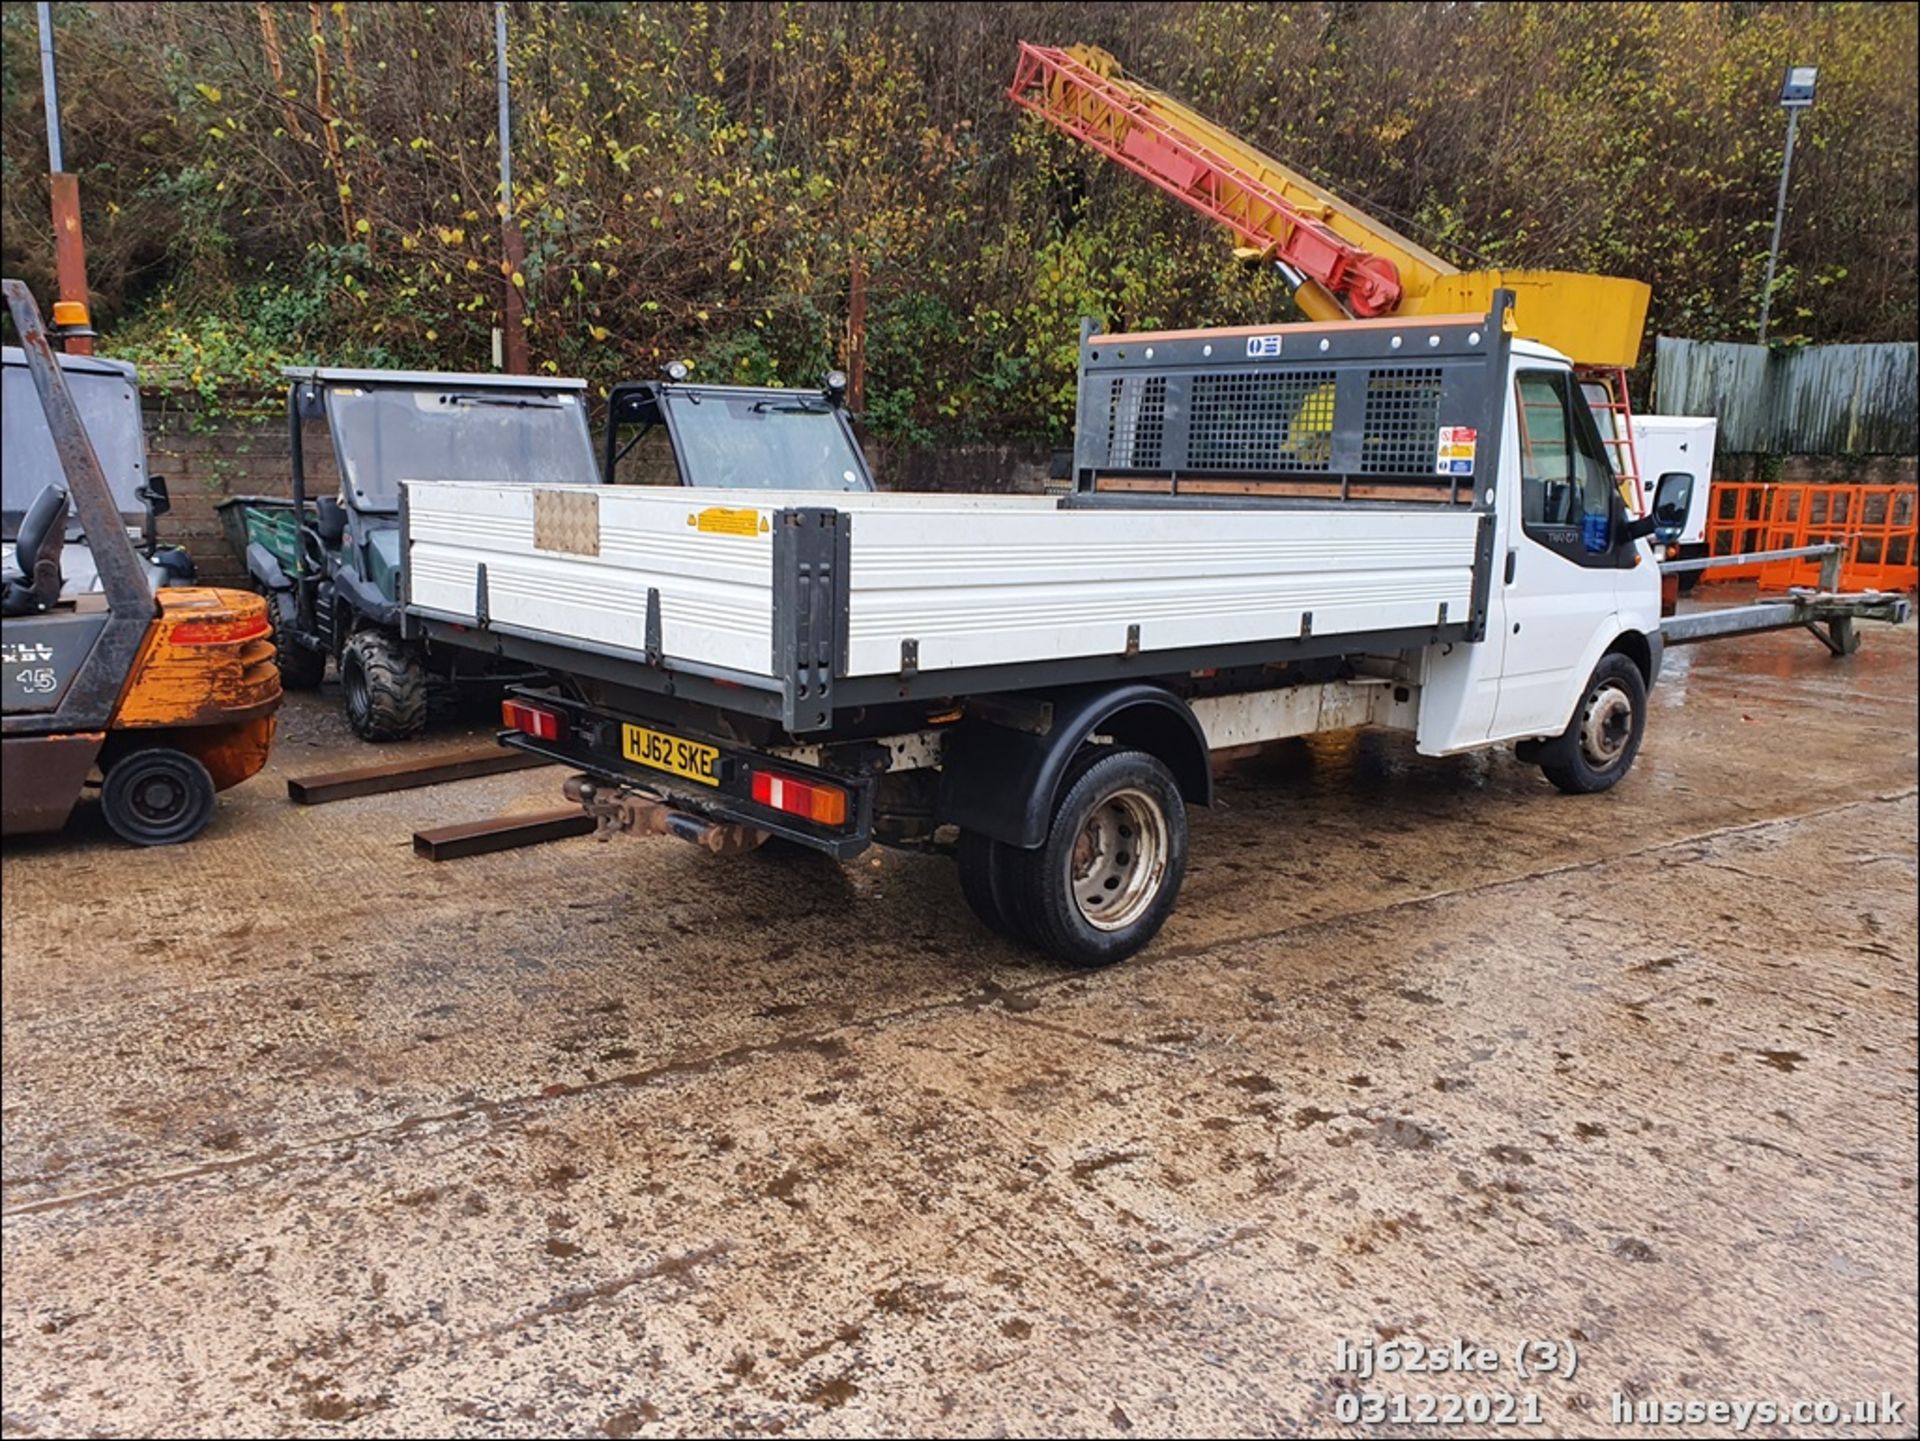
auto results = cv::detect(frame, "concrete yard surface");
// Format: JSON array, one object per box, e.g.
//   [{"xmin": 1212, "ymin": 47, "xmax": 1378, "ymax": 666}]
[{"xmin": 2, "ymin": 616, "xmax": 1916, "ymax": 1437}]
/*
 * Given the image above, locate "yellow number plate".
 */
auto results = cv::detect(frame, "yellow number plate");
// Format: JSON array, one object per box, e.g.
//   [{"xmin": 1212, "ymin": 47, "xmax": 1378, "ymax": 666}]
[{"xmin": 622, "ymin": 724, "xmax": 721, "ymax": 787}]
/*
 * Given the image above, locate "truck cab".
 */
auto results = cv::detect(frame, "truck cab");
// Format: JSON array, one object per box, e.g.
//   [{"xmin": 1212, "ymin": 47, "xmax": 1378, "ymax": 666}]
[{"xmin": 1416, "ymin": 338, "xmax": 1669, "ymax": 757}]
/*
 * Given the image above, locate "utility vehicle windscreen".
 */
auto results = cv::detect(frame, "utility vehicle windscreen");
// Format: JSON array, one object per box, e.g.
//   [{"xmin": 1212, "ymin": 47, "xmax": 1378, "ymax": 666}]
[
  {"xmin": 2, "ymin": 354, "xmax": 148, "ymax": 534},
  {"xmin": 665, "ymin": 392, "xmax": 868, "ymax": 492},
  {"xmin": 326, "ymin": 386, "xmax": 599, "ymax": 510}
]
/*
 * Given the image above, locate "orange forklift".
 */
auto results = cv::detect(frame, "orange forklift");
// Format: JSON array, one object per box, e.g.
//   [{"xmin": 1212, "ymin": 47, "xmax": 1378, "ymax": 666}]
[{"xmin": 2, "ymin": 278, "xmax": 280, "ymax": 845}]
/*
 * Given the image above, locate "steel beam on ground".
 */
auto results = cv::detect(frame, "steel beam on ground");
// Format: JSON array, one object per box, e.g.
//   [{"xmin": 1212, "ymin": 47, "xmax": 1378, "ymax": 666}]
[
  {"xmin": 287, "ymin": 747, "xmax": 552, "ymax": 805},
  {"xmin": 412, "ymin": 807, "xmax": 594, "ymax": 860}
]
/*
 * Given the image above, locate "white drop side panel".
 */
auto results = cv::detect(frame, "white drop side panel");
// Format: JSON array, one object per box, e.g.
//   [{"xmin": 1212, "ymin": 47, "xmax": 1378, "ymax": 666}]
[
  {"xmin": 405, "ymin": 483, "xmax": 1483, "ymax": 682},
  {"xmin": 406, "ymin": 482, "xmax": 781, "ymax": 676},
  {"xmin": 841, "ymin": 506, "xmax": 1480, "ymax": 676}
]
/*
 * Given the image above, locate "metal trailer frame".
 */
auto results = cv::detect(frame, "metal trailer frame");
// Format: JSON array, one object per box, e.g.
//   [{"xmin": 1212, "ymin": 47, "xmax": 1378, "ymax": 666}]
[{"xmin": 1660, "ymin": 544, "xmax": 1912, "ymax": 655}]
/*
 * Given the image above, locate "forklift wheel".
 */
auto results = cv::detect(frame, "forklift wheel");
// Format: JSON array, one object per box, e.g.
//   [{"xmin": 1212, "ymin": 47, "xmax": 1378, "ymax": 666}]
[{"xmin": 100, "ymin": 746, "xmax": 217, "ymax": 846}]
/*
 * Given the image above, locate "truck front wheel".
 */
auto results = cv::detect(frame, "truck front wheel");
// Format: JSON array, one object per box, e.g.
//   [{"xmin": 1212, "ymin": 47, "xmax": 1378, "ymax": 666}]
[
  {"xmin": 1533, "ymin": 653, "xmax": 1648, "ymax": 795},
  {"xmin": 1001, "ymin": 748, "xmax": 1188, "ymax": 968},
  {"xmin": 341, "ymin": 629, "xmax": 429, "ymax": 740}
]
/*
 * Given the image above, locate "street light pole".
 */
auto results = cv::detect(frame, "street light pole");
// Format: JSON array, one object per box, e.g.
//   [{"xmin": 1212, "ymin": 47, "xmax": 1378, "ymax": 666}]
[
  {"xmin": 1758, "ymin": 64, "xmax": 1818, "ymax": 345},
  {"xmin": 495, "ymin": 1, "xmax": 529, "ymax": 373},
  {"xmin": 37, "ymin": 0, "xmax": 93, "ymax": 354}
]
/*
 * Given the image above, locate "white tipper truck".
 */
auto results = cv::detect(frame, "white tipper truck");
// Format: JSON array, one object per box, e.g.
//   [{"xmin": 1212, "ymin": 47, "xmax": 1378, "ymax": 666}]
[{"xmin": 400, "ymin": 293, "xmax": 1697, "ymax": 967}]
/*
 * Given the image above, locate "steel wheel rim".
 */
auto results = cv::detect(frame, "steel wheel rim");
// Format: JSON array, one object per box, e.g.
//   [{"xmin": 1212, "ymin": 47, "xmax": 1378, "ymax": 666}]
[
  {"xmin": 1070, "ymin": 787, "xmax": 1168, "ymax": 932},
  {"xmin": 131, "ymin": 771, "xmax": 188, "ymax": 824},
  {"xmin": 1580, "ymin": 682, "xmax": 1635, "ymax": 767}
]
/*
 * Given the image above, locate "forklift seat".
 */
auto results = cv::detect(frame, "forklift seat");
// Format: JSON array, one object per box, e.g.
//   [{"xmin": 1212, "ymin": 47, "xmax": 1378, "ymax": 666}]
[{"xmin": 2, "ymin": 482, "xmax": 69, "ymax": 616}]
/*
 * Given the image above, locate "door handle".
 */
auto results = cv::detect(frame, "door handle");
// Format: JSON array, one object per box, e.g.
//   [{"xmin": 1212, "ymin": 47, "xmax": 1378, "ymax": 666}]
[{"xmin": 1505, "ymin": 549, "xmax": 1517, "ymax": 584}]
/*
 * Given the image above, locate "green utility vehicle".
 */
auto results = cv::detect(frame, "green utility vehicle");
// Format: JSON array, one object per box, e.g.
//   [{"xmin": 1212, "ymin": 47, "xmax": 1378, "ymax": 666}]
[{"xmin": 220, "ymin": 366, "xmax": 873, "ymax": 740}]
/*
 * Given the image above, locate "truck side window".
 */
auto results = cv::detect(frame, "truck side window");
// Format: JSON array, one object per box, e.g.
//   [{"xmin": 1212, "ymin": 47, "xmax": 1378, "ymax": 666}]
[{"xmin": 1515, "ymin": 370, "xmax": 1616, "ymax": 565}]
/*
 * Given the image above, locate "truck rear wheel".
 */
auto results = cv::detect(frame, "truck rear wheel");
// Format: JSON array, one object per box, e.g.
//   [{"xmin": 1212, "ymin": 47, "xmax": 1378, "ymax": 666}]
[
  {"xmin": 956, "ymin": 829, "xmax": 1031, "ymax": 942},
  {"xmin": 1001, "ymin": 748, "xmax": 1188, "ymax": 968},
  {"xmin": 100, "ymin": 745, "xmax": 216, "ymax": 846},
  {"xmin": 1534, "ymin": 653, "xmax": 1647, "ymax": 795},
  {"xmin": 341, "ymin": 629, "xmax": 428, "ymax": 740}
]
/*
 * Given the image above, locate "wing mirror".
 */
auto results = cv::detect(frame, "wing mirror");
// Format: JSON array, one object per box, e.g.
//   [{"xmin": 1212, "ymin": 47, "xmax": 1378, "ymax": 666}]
[
  {"xmin": 1650, "ymin": 471, "xmax": 1694, "ymax": 545},
  {"xmin": 314, "ymin": 495, "xmax": 348, "ymax": 546},
  {"xmin": 1623, "ymin": 471, "xmax": 1695, "ymax": 546},
  {"xmin": 135, "ymin": 475, "xmax": 171, "ymax": 517}
]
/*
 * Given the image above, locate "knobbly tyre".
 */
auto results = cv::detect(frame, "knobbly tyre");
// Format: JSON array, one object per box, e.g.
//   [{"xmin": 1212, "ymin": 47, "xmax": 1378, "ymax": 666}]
[{"xmin": 403, "ymin": 293, "xmax": 1700, "ymax": 968}]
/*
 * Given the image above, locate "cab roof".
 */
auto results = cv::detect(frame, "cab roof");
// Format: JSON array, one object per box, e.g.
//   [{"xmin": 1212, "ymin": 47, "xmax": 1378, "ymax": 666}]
[
  {"xmin": 281, "ymin": 366, "xmax": 587, "ymax": 391},
  {"xmin": 2, "ymin": 344, "xmax": 138, "ymax": 382}
]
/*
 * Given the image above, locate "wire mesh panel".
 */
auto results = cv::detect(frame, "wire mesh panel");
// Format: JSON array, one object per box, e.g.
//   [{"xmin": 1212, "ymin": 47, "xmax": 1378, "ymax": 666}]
[
  {"xmin": 1187, "ymin": 370, "xmax": 1337, "ymax": 472},
  {"xmin": 1358, "ymin": 367, "xmax": 1444, "ymax": 475},
  {"xmin": 1105, "ymin": 375, "xmax": 1168, "ymax": 469}
]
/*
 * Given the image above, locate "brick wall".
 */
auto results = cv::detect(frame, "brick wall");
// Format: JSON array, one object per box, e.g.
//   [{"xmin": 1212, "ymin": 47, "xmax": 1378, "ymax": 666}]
[
  {"xmin": 141, "ymin": 392, "xmax": 336, "ymax": 588},
  {"xmin": 1719, "ymin": 453, "xmax": 1917, "ymax": 486}
]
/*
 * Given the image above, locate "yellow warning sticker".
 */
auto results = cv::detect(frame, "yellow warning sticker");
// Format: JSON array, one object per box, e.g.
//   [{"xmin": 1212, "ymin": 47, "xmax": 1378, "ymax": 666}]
[{"xmin": 693, "ymin": 507, "xmax": 764, "ymax": 537}]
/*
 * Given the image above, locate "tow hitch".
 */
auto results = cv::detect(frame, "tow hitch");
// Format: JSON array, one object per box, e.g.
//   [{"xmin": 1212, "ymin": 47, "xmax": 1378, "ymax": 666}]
[{"xmin": 562, "ymin": 774, "xmax": 769, "ymax": 855}]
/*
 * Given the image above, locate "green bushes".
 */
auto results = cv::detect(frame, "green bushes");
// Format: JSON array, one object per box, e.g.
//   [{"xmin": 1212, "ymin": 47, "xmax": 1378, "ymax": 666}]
[{"xmin": 3, "ymin": 2, "xmax": 1912, "ymax": 442}]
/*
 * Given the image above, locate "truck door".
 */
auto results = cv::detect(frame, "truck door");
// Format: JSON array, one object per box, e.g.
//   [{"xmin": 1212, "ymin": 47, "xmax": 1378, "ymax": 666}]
[{"xmin": 1491, "ymin": 367, "xmax": 1627, "ymax": 740}]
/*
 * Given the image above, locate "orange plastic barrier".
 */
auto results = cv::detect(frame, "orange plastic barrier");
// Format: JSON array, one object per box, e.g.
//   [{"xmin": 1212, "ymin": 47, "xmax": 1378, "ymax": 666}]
[{"xmin": 1702, "ymin": 482, "xmax": 1917, "ymax": 592}]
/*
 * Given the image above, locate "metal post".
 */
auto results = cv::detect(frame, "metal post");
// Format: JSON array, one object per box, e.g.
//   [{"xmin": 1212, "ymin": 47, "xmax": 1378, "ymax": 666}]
[
  {"xmin": 37, "ymin": 2, "xmax": 61, "ymax": 174},
  {"xmin": 1756, "ymin": 106, "xmax": 1800, "ymax": 345},
  {"xmin": 494, "ymin": 1, "xmax": 528, "ymax": 374},
  {"xmin": 37, "ymin": 2, "xmax": 93, "ymax": 355},
  {"xmin": 847, "ymin": 255, "xmax": 867, "ymax": 413}
]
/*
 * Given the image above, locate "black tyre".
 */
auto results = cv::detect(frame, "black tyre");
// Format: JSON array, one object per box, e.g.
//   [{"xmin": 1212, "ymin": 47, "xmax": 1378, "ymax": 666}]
[
  {"xmin": 341, "ymin": 629, "xmax": 428, "ymax": 740},
  {"xmin": 1674, "ymin": 568, "xmax": 1701, "ymax": 596},
  {"xmin": 1000, "ymin": 748, "xmax": 1188, "ymax": 968},
  {"xmin": 956, "ymin": 829, "xmax": 1031, "ymax": 942},
  {"xmin": 100, "ymin": 746, "xmax": 217, "ymax": 846},
  {"xmin": 266, "ymin": 600, "xmax": 326, "ymax": 689},
  {"xmin": 1534, "ymin": 653, "xmax": 1648, "ymax": 795}
]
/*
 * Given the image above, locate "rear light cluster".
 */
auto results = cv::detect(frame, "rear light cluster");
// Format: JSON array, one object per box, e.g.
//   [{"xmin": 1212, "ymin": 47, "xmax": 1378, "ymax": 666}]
[
  {"xmin": 501, "ymin": 698, "xmax": 566, "ymax": 741},
  {"xmin": 172, "ymin": 614, "xmax": 271, "ymax": 646},
  {"xmin": 750, "ymin": 769, "xmax": 847, "ymax": 826}
]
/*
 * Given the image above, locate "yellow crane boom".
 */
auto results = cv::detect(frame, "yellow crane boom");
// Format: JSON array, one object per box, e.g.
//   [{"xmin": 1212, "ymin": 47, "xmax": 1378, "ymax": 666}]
[{"xmin": 1009, "ymin": 43, "xmax": 1651, "ymax": 370}]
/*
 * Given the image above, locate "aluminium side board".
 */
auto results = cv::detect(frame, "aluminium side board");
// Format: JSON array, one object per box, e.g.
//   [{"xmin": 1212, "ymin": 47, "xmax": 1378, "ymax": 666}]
[{"xmin": 405, "ymin": 308, "xmax": 1511, "ymax": 733}]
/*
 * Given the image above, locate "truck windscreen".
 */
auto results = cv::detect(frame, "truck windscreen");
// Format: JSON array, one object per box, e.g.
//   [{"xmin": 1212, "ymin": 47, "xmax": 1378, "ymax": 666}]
[
  {"xmin": 326, "ymin": 387, "xmax": 600, "ymax": 511},
  {"xmin": 666, "ymin": 393, "xmax": 868, "ymax": 492}
]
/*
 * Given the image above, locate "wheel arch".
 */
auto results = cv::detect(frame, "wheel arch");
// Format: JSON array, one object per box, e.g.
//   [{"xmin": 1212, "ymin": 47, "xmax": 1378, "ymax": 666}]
[
  {"xmin": 1605, "ymin": 627, "xmax": 1658, "ymax": 687},
  {"xmin": 937, "ymin": 683, "xmax": 1211, "ymax": 849}
]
